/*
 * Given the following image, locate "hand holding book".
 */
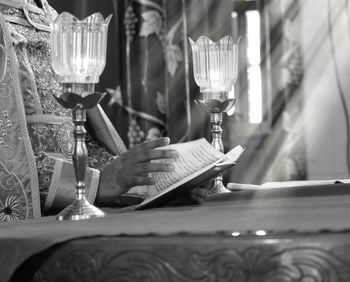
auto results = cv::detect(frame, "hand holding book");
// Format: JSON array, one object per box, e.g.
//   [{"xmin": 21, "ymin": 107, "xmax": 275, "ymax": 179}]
[
  {"xmin": 98, "ymin": 137, "xmax": 178, "ymax": 204},
  {"xmin": 136, "ymin": 138, "xmax": 245, "ymax": 209}
]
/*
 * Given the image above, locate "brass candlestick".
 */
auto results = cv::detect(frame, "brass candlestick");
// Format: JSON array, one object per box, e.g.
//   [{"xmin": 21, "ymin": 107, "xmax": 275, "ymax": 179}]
[
  {"xmin": 189, "ymin": 36, "xmax": 239, "ymax": 194},
  {"xmin": 50, "ymin": 12, "xmax": 112, "ymax": 220}
]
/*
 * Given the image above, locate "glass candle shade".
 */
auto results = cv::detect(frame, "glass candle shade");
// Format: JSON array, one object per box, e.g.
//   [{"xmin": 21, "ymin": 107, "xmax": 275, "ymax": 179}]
[
  {"xmin": 189, "ymin": 36, "xmax": 239, "ymax": 93},
  {"xmin": 50, "ymin": 12, "xmax": 112, "ymax": 84}
]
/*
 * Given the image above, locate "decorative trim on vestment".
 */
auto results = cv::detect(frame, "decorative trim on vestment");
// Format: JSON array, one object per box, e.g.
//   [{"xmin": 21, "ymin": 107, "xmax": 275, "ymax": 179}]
[
  {"xmin": 20, "ymin": 45, "xmax": 43, "ymax": 114},
  {"xmin": 23, "ymin": 4, "xmax": 49, "ymax": 32},
  {"xmin": 44, "ymin": 157, "xmax": 62, "ymax": 212},
  {"xmin": 26, "ymin": 114, "xmax": 71, "ymax": 125},
  {"xmin": 88, "ymin": 168, "xmax": 100, "ymax": 204},
  {"xmin": 0, "ymin": 14, "xmax": 41, "ymax": 218},
  {"xmin": 93, "ymin": 105, "xmax": 127, "ymax": 155},
  {"xmin": 0, "ymin": 1, "xmax": 49, "ymax": 31}
]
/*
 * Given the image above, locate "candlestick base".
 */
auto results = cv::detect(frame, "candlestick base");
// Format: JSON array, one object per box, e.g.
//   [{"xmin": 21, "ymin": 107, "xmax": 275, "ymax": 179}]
[
  {"xmin": 209, "ymin": 178, "xmax": 231, "ymax": 194},
  {"xmin": 57, "ymin": 196, "xmax": 105, "ymax": 221}
]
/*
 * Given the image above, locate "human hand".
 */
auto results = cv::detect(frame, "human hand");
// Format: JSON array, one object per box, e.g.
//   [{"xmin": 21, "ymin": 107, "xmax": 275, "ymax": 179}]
[
  {"xmin": 97, "ymin": 137, "xmax": 178, "ymax": 204},
  {"xmin": 166, "ymin": 182, "xmax": 209, "ymax": 207},
  {"xmin": 187, "ymin": 184, "xmax": 209, "ymax": 204}
]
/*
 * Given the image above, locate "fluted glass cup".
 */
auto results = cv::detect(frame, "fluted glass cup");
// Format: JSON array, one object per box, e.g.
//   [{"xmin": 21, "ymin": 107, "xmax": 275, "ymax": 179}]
[
  {"xmin": 189, "ymin": 35, "xmax": 238, "ymax": 93},
  {"xmin": 51, "ymin": 12, "xmax": 112, "ymax": 85}
]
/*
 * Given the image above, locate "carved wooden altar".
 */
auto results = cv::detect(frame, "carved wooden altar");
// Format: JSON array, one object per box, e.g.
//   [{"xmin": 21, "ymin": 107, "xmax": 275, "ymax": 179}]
[
  {"xmin": 8, "ymin": 230, "xmax": 350, "ymax": 282},
  {"xmin": 11, "ymin": 230, "xmax": 350, "ymax": 282},
  {"xmin": 7, "ymin": 184, "xmax": 350, "ymax": 282}
]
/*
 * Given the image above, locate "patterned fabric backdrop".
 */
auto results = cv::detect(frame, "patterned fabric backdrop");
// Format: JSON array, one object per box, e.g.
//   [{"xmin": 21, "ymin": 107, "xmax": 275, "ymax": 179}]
[{"xmin": 117, "ymin": 0, "xmax": 193, "ymax": 147}]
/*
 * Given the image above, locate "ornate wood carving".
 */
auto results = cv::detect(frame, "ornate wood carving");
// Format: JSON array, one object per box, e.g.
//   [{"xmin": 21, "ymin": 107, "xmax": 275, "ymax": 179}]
[{"xmin": 18, "ymin": 235, "xmax": 350, "ymax": 282}]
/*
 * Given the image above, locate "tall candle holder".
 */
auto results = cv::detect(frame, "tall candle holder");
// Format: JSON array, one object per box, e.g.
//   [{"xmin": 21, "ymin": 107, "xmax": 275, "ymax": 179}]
[
  {"xmin": 50, "ymin": 12, "xmax": 112, "ymax": 220},
  {"xmin": 189, "ymin": 36, "xmax": 239, "ymax": 194}
]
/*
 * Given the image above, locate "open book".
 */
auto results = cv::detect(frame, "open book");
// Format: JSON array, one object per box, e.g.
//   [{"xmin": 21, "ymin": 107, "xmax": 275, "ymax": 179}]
[{"xmin": 135, "ymin": 138, "xmax": 245, "ymax": 210}]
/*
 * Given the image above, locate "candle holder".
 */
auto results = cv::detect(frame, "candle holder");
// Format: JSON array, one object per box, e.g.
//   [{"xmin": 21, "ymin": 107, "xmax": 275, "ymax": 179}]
[
  {"xmin": 189, "ymin": 36, "xmax": 239, "ymax": 194},
  {"xmin": 50, "ymin": 12, "xmax": 112, "ymax": 220}
]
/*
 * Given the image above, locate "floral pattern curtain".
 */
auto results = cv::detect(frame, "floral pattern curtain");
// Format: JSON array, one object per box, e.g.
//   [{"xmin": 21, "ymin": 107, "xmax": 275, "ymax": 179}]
[{"xmin": 111, "ymin": 0, "xmax": 192, "ymax": 148}]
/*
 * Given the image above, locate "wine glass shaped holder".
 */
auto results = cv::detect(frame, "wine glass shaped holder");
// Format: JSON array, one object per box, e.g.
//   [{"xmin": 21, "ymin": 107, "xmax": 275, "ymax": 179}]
[
  {"xmin": 189, "ymin": 36, "xmax": 239, "ymax": 194},
  {"xmin": 50, "ymin": 12, "xmax": 112, "ymax": 220}
]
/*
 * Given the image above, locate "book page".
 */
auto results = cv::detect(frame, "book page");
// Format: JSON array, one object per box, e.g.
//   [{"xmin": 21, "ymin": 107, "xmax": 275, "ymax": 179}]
[
  {"xmin": 227, "ymin": 179, "xmax": 350, "ymax": 191},
  {"xmin": 223, "ymin": 145, "xmax": 246, "ymax": 163},
  {"xmin": 261, "ymin": 179, "xmax": 350, "ymax": 188},
  {"xmin": 148, "ymin": 138, "xmax": 224, "ymax": 196}
]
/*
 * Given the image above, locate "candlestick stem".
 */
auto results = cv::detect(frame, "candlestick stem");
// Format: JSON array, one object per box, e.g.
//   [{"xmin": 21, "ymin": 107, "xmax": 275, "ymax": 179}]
[
  {"xmin": 55, "ymin": 85, "xmax": 105, "ymax": 221},
  {"xmin": 208, "ymin": 112, "xmax": 231, "ymax": 194}
]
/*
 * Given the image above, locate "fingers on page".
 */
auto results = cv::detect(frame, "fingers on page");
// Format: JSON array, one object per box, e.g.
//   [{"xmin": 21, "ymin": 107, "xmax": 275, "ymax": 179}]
[
  {"xmin": 128, "ymin": 176, "xmax": 155, "ymax": 187},
  {"xmin": 135, "ymin": 149, "xmax": 178, "ymax": 162},
  {"xmin": 133, "ymin": 162, "xmax": 175, "ymax": 174},
  {"xmin": 133, "ymin": 137, "xmax": 170, "ymax": 151}
]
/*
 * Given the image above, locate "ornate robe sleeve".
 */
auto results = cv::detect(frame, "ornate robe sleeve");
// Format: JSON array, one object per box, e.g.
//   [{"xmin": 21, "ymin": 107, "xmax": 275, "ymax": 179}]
[
  {"xmin": 27, "ymin": 120, "xmax": 114, "ymax": 215},
  {"xmin": 35, "ymin": 152, "xmax": 100, "ymax": 214},
  {"xmin": 0, "ymin": 15, "xmax": 41, "ymax": 221}
]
